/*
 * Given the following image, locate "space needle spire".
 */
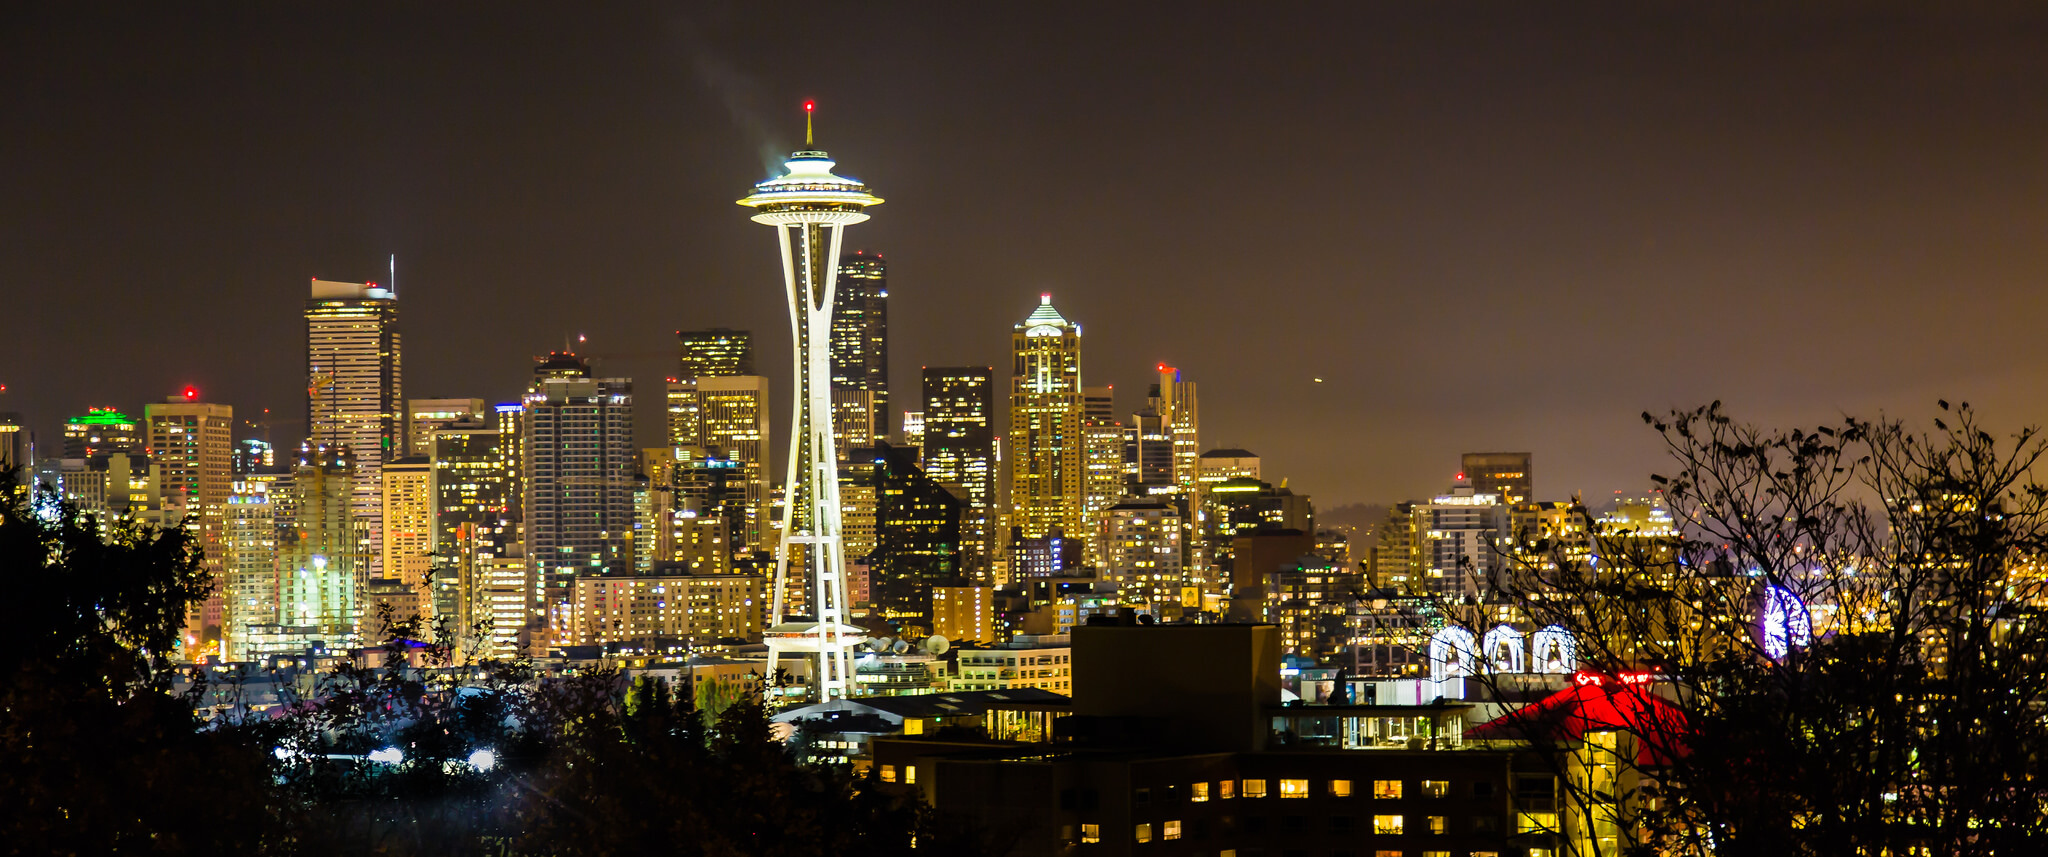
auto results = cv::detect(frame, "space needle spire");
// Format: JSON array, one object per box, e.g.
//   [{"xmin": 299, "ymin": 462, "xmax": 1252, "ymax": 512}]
[{"xmin": 738, "ymin": 102, "xmax": 881, "ymax": 702}]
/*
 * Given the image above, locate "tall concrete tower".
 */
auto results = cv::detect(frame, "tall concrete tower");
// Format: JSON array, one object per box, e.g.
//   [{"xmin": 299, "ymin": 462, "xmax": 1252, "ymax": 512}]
[{"xmin": 737, "ymin": 103, "xmax": 880, "ymax": 701}]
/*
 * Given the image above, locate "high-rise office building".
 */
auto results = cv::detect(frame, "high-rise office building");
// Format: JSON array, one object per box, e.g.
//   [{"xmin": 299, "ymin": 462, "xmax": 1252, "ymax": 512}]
[
  {"xmin": 1080, "ymin": 385, "xmax": 1125, "ymax": 563},
  {"xmin": 431, "ymin": 416, "xmax": 519, "ymax": 643},
  {"xmin": 222, "ymin": 473, "xmax": 286, "ymax": 660},
  {"xmin": 1008, "ymin": 295, "xmax": 1085, "ymax": 544},
  {"xmin": 522, "ymin": 352, "xmax": 635, "ymax": 642},
  {"xmin": 863, "ymin": 441, "xmax": 963, "ymax": 634},
  {"xmin": 405, "ymin": 398, "xmax": 487, "ymax": 457},
  {"xmin": 1154, "ymin": 366, "xmax": 1200, "ymax": 496},
  {"xmin": 1419, "ymin": 475, "xmax": 1508, "ymax": 597},
  {"xmin": 831, "ymin": 388, "xmax": 876, "ymax": 460},
  {"xmin": 1461, "ymin": 452, "xmax": 1532, "ymax": 506},
  {"xmin": 1124, "ymin": 409, "xmax": 1172, "ymax": 496},
  {"xmin": 282, "ymin": 445, "xmax": 357, "ymax": 645},
  {"xmin": 1103, "ymin": 498, "xmax": 1186, "ymax": 617},
  {"xmin": 306, "ymin": 278, "xmax": 402, "ymax": 580},
  {"xmin": 922, "ymin": 367, "xmax": 997, "ymax": 578},
  {"xmin": 0, "ymin": 411, "xmax": 28, "ymax": 485},
  {"xmin": 676, "ymin": 328, "xmax": 754, "ymax": 379},
  {"xmin": 63, "ymin": 408, "xmax": 143, "ymax": 460},
  {"xmin": 1462, "ymin": 451, "xmax": 1535, "ymax": 537},
  {"xmin": 691, "ymin": 376, "xmax": 771, "ymax": 554},
  {"xmin": 147, "ymin": 393, "xmax": 233, "ymax": 649},
  {"xmin": 832, "ymin": 250, "xmax": 890, "ymax": 440},
  {"xmin": 379, "ymin": 457, "xmax": 434, "ymax": 604}
]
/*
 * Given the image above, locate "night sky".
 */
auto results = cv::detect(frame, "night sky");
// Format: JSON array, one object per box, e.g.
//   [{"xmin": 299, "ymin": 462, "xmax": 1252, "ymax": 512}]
[{"xmin": 7, "ymin": 2, "xmax": 2048, "ymax": 509}]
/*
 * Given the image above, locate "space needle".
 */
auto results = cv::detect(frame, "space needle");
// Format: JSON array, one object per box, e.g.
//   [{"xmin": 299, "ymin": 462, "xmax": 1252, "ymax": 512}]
[{"xmin": 739, "ymin": 102, "xmax": 879, "ymax": 702}]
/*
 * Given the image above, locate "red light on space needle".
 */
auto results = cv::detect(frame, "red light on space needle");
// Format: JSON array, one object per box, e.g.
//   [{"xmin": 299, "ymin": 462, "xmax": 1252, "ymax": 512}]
[
  {"xmin": 183, "ymin": 386, "xmax": 199, "ymax": 401},
  {"xmin": 804, "ymin": 100, "xmax": 815, "ymax": 113}
]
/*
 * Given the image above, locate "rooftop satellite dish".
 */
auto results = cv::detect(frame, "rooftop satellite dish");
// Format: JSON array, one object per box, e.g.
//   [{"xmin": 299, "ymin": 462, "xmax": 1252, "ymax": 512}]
[
  {"xmin": 891, "ymin": 639, "xmax": 912, "ymax": 654},
  {"xmin": 923, "ymin": 635, "xmax": 950, "ymax": 656}
]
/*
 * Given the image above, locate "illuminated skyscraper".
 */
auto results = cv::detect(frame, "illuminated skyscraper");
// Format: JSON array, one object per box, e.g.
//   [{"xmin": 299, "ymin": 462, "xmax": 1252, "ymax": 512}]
[
  {"xmin": 832, "ymin": 250, "xmax": 889, "ymax": 441},
  {"xmin": 1154, "ymin": 366, "xmax": 1200, "ymax": 497},
  {"xmin": 862, "ymin": 441, "xmax": 963, "ymax": 635},
  {"xmin": 1463, "ymin": 451, "xmax": 1535, "ymax": 537},
  {"xmin": 379, "ymin": 457, "xmax": 434, "ymax": 602},
  {"xmin": 676, "ymin": 328, "xmax": 755, "ymax": 379},
  {"xmin": 63, "ymin": 408, "xmax": 143, "ymax": 460},
  {"xmin": 921, "ymin": 367, "xmax": 996, "ymax": 577},
  {"xmin": 522, "ymin": 352, "xmax": 635, "ymax": 642},
  {"xmin": 305, "ymin": 278, "xmax": 402, "ymax": 580},
  {"xmin": 737, "ymin": 105, "xmax": 880, "ymax": 700},
  {"xmin": 1009, "ymin": 294, "xmax": 1086, "ymax": 543},
  {"xmin": 147, "ymin": 393, "xmax": 233, "ymax": 651},
  {"xmin": 1081, "ymin": 385, "xmax": 1124, "ymax": 564},
  {"xmin": 405, "ymin": 398, "xmax": 487, "ymax": 457},
  {"xmin": 282, "ymin": 444, "xmax": 357, "ymax": 645},
  {"xmin": 431, "ymin": 416, "xmax": 519, "ymax": 645},
  {"xmin": 222, "ymin": 473, "xmax": 285, "ymax": 660},
  {"xmin": 691, "ymin": 375, "xmax": 771, "ymax": 554}
]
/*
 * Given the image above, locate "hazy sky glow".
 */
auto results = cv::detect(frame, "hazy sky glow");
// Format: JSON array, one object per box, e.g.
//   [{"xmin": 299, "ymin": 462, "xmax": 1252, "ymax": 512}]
[{"xmin": 7, "ymin": 2, "xmax": 2048, "ymax": 507}]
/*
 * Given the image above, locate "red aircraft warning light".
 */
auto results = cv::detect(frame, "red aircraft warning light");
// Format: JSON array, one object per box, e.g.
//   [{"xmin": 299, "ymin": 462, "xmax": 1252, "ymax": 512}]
[{"xmin": 183, "ymin": 386, "xmax": 199, "ymax": 400}]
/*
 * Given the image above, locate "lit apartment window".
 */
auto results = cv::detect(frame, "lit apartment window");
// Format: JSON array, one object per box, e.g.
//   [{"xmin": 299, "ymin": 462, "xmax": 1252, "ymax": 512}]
[
  {"xmin": 1080, "ymin": 823, "xmax": 1100, "ymax": 844},
  {"xmin": 905, "ymin": 765, "xmax": 917, "ymax": 784},
  {"xmin": 1220, "ymin": 780, "xmax": 1237, "ymax": 800},
  {"xmin": 1420, "ymin": 780, "xmax": 1450, "ymax": 798},
  {"xmin": 1375, "ymin": 852, "xmax": 1403, "ymax": 857},
  {"xmin": 1517, "ymin": 812, "xmax": 1559, "ymax": 834},
  {"xmin": 1191, "ymin": 782, "xmax": 1210, "ymax": 802},
  {"xmin": 1330, "ymin": 779, "xmax": 1353, "ymax": 797},
  {"xmin": 1428, "ymin": 815, "xmax": 1446, "ymax": 834},
  {"xmin": 1242, "ymin": 779, "xmax": 1268, "ymax": 798},
  {"xmin": 1134, "ymin": 823, "xmax": 1152, "ymax": 843},
  {"xmin": 1374, "ymin": 779, "xmax": 1404, "ymax": 799},
  {"xmin": 1423, "ymin": 852, "xmax": 1452, "ymax": 857},
  {"xmin": 1374, "ymin": 814, "xmax": 1404, "ymax": 834},
  {"xmin": 1163, "ymin": 820, "xmax": 1181, "ymax": 840},
  {"xmin": 879, "ymin": 765, "xmax": 897, "ymax": 782},
  {"xmin": 1279, "ymin": 779, "xmax": 1310, "ymax": 798}
]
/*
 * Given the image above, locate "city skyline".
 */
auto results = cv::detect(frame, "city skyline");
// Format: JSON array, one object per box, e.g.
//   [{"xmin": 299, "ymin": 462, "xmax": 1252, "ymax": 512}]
[{"xmin": 9, "ymin": 4, "xmax": 2048, "ymax": 509}]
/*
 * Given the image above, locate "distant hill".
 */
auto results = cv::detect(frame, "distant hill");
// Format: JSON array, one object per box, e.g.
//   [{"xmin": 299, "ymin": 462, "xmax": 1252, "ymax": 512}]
[{"xmin": 1317, "ymin": 502, "xmax": 1388, "ymax": 550}]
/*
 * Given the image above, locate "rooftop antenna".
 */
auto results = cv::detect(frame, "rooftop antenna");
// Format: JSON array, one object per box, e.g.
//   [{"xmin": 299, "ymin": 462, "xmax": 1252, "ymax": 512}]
[
  {"xmin": 804, "ymin": 100, "xmax": 814, "ymax": 146},
  {"xmin": 389, "ymin": 253, "xmax": 396, "ymax": 297}
]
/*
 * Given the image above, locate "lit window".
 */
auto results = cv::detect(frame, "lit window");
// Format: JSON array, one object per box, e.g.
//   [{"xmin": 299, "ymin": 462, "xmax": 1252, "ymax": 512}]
[
  {"xmin": 1163, "ymin": 820, "xmax": 1181, "ymax": 840},
  {"xmin": 1280, "ymin": 779, "xmax": 1310, "ymax": 798},
  {"xmin": 1080, "ymin": 823, "xmax": 1100, "ymax": 844},
  {"xmin": 1134, "ymin": 823, "xmax": 1152, "ymax": 843},
  {"xmin": 879, "ymin": 765, "xmax": 896, "ymax": 783},
  {"xmin": 1428, "ymin": 815, "xmax": 1445, "ymax": 834},
  {"xmin": 1330, "ymin": 779, "xmax": 1353, "ymax": 797},
  {"xmin": 905, "ymin": 765, "xmax": 917, "ymax": 784},
  {"xmin": 1424, "ymin": 852, "xmax": 1452, "ymax": 857},
  {"xmin": 1517, "ymin": 812, "xmax": 1558, "ymax": 834},
  {"xmin": 1375, "ymin": 779, "xmax": 1404, "ymax": 799},
  {"xmin": 1374, "ymin": 814, "xmax": 1404, "ymax": 835},
  {"xmin": 1220, "ymin": 780, "xmax": 1237, "ymax": 800},
  {"xmin": 1421, "ymin": 780, "xmax": 1450, "ymax": 798},
  {"xmin": 1242, "ymin": 779, "xmax": 1268, "ymax": 798},
  {"xmin": 1191, "ymin": 782, "xmax": 1210, "ymax": 802}
]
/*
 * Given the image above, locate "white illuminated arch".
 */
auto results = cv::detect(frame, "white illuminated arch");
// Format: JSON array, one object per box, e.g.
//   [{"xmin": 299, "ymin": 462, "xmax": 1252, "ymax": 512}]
[
  {"xmin": 1531, "ymin": 625, "xmax": 1577, "ymax": 674},
  {"xmin": 1481, "ymin": 624, "xmax": 1526, "ymax": 674},
  {"xmin": 1429, "ymin": 626, "xmax": 1477, "ymax": 684},
  {"xmin": 1760, "ymin": 586, "xmax": 1812, "ymax": 660}
]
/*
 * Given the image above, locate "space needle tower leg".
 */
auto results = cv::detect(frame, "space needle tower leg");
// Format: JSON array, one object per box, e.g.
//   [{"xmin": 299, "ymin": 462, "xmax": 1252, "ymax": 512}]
[{"xmin": 740, "ymin": 103, "xmax": 880, "ymax": 703}]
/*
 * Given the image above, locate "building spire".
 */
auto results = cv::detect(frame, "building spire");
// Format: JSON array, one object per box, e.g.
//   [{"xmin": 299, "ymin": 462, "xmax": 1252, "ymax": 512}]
[{"xmin": 804, "ymin": 100, "xmax": 815, "ymax": 146}]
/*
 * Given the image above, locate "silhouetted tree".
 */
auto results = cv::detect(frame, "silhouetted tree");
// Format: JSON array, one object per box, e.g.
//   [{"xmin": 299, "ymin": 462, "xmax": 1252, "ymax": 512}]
[{"xmin": 1449, "ymin": 402, "xmax": 2048, "ymax": 857}]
